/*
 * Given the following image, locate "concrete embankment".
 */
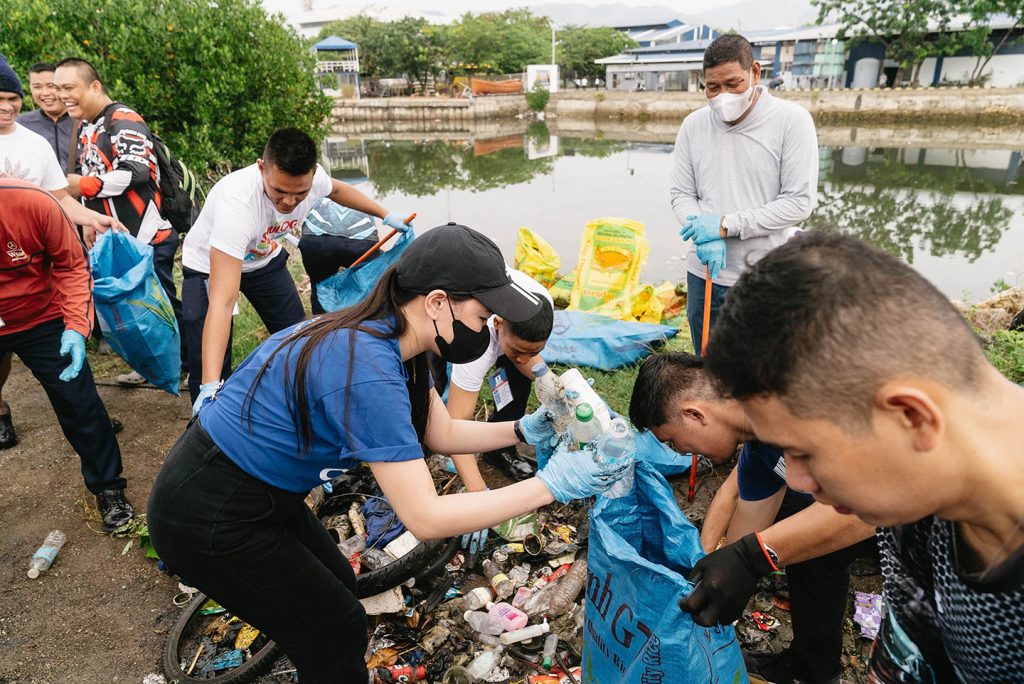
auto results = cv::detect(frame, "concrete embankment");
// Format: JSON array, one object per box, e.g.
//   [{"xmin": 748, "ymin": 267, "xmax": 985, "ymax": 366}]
[{"xmin": 332, "ymin": 87, "xmax": 1024, "ymax": 127}]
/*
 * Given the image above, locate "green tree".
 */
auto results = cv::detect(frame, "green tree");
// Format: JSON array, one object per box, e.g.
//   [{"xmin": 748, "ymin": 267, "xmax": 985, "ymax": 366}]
[
  {"xmin": 557, "ymin": 26, "xmax": 635, "ymax": 81},
  {"xmin": 447, "ymin": 10, "xmax": 551, "ymax": 74},
  {"xmin": 954, "ymin": 0, "xmax": 1024, "ymax": 84},
  {"xmin": 1, "ymin": 0, "xmax": 330, "ymax": 180}
]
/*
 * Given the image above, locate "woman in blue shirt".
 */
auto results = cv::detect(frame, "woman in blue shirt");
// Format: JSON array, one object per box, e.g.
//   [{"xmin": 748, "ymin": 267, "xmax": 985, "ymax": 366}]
[{"xmin": 148, "ymin": 224, "xmax": 628, "ymax": 683}]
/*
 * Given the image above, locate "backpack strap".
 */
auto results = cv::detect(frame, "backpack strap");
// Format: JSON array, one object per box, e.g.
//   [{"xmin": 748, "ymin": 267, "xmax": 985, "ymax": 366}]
[{"xmin": 66, "ymin": 119, "xmax": 81, "ymax": 175}]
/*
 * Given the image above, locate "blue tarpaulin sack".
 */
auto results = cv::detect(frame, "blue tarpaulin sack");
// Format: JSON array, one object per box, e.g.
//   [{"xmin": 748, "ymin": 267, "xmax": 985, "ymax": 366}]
[
  {"xmin": 316, "ymin": 229, "xmax": 415, "ymax": 312},
  {"xmin": 634, "ymin": 428, "xmax": 694, "ymax": 478},
  {"xmin": 90, "ymin": 231, "xmax": 180, "ymax": 395},
  {"xmin": 584, "ymin": 461, "xmax": 748, "ymax": 683},
  {"xmin": 541, "ymin": 310, "xmax": 678, "ymax": 371}
]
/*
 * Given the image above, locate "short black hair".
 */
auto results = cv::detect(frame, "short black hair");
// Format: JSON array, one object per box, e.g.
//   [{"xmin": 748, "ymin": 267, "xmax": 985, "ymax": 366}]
[
  {"xmin": 629, "ymin": 352, "xmax": 717, "ymax": 431},
  {"xmin": 29, "ymin": 62, "xmax": 56, "ymax": 75},
  {"xmin": 263, "ymin": 127, "xmax": 318, "ymax": 176},
  {"xmin": 55, "ymin": 57, "xmax": 102, "ymax": 85},
  {"xmin": 703, "ymin": 34, "xmax": 753, "ymax": 71},
  {"xmin": 704, "ymin": 233, "xmax": 986, "ymax": 429},
  {"xmin": 505, "ymin": 298, "xmax": 553, "ymax": 343}
]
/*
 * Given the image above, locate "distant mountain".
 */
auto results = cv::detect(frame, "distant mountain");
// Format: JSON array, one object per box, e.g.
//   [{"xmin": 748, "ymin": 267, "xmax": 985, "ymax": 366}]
[
  {"xmin": 526, "ymin": 0, "xmax": 817, "ymax": 31},
  {"xmin": 690, "ymin": 0, "xmax": 818, "ymax": 32},
  {"xmin": 528, "ymin": 3, "xmax": 686, "ymax": 28}
]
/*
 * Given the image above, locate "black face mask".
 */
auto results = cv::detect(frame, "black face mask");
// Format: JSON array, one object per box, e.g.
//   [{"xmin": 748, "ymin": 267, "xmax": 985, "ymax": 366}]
[{"xmin": 433, "ymin": 297, "xmax": 491, "ymax": 364}]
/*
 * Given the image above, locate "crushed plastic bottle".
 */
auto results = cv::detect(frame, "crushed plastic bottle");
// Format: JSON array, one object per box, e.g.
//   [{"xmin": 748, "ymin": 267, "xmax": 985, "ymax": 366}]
[
  {"xmin": 532, "ymin": 362, "xmax": 572, "ymax": 434},
  {"xmin": 543, "ymin": 558, "xmax": 588, "ymax": 617},
  {"xmin": 464, "ymin": 609, "xmax": 503, "ymax": 636},
  {"xmin": 593, "ymin": 417, "xmax": 637, "ymax": 499},
  {"xmin": 27, "ymin": 530, "xmax": 66, "ymax": 579},
  {"xmin": 465, "ymin": 646, "xmax": 503, "ymax": 680}
]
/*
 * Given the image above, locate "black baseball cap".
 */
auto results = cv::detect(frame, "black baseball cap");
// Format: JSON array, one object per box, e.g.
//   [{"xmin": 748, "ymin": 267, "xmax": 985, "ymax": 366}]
[{"xmin": 396, "ymin": 223, "xmax": 544, "ymax": 323}]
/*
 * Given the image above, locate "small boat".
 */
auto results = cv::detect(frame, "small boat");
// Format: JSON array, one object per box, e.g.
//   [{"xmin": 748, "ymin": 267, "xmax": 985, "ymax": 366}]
[{"xmin": 470, "ymin": 78, "xmax": 523, "ymax": 95}]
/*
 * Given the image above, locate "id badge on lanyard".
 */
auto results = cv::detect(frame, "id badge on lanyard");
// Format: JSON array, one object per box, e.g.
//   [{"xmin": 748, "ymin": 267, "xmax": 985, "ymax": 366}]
[{"xmin": 488, "ymin": 367, "xmax": 513, "ymax": 412}]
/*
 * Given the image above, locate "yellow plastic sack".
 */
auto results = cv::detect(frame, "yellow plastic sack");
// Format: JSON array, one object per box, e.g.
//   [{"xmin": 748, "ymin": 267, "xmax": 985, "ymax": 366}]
[
  {"xmin": 630, "ymin": 285, "xmax": 664, "ymax": 324},
  {"xmin": 569, "ymin": 217, "xmax": 648, "ymax": 320},
  {"xmin": 549, "ymin": 270, "xmax": 575, "ymax": 306},
  {"xmin": 515, "ymin": 227, "xmax": 561, "ymax": 288},
  {"xmin": 655, "ymin": 281, "xmax": 688, "ymax": 329}
]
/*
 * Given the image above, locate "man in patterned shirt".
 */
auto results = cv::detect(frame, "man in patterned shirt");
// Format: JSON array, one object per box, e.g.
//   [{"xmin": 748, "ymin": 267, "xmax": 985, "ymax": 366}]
[
  {"xmin": 54, "ymin": 57, "xmax": 184, "ymax": 382},
  {"xmin": 704, "ymin": 232, "xmax": 1023, "ymax": 683}
]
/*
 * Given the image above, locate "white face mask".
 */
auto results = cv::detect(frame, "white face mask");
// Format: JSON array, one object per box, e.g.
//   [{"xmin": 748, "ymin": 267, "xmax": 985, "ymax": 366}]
[{"xmin": 707, "ymin": 78, "xmax": 755, "ymax": 124}]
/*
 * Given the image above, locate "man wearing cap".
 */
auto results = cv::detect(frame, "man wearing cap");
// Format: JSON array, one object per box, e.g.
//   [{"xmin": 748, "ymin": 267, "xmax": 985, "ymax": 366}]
[
  {"xmin": 180, "ymin": 126, "xmax": 413, "ymax": 409},
  {"xmin": 148, "ymin": 222, "xmax": 629, "ymax": 683},
  {"xmin": 0, "ymin": 54, "xmax": 124, "ymax": 450},
  {"xmin": 0, "ymin": 179, "xmax": 134, "ymax": 531},
  {"xmin": 17, "ymin": 61, "xmax": 73, "ymax": 163}
]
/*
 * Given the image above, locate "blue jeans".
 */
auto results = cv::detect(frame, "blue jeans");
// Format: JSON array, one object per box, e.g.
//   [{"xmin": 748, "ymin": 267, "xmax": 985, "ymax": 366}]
[{"xmin": 686, "ymin": 271, "xmax": 730, "ymax": 356}]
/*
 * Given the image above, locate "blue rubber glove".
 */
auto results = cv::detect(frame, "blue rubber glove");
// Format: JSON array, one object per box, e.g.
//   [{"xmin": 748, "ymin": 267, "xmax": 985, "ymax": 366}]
[
  {"xmin": 696, "ymin": 239, "xmax": 727, "ymax": 281},
  {"xmin": 58, "ymin": 330, "xmax": 86, "ymax": 382},
  {"xmin": 680, "ymin": 213, "xmax": 722, "ymax": 245},
  {"xmin": 461, "ymin": 527, "xmax": 490, "ymax": 558},
  {"xmin": 518, "ymin": 407, "xmax": 556, "ymax": 447},
  {"xmin": 382, "ymin": 212, "xmax": 414, "ymax": 233},
  {"xmin": 192, "ymin": 380, "xmax": 222, "ymax": 416},
  {"xmin": 538, "ymin": 442, "xmax": 634, "ymax": 503}
]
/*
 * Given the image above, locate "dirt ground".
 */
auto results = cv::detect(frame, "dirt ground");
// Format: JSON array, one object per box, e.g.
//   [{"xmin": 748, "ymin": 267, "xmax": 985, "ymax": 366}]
[{"xmin": 0, "ymin": 352, "xmax": 877, "ymax": 684}]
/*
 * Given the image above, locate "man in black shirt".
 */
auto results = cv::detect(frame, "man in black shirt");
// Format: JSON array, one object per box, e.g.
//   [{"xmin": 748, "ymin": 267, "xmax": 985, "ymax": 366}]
[{"xmin": 17, "ymin": 62, "xmax": 73, "ymax": 163}]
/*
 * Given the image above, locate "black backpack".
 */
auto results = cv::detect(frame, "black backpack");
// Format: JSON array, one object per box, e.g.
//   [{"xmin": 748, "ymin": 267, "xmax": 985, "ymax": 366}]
[{"xmin": 150, "ymin": 132, "xmax": 202, "ymax": 233}]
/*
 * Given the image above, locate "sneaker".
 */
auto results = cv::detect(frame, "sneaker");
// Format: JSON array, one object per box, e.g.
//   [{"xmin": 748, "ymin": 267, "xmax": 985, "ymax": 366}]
[
  {"xmin": 116, "ymin": 370, "xmax": 146, "ymax": 386},
  {"xmin": 0, "ymin": 402, "xmax": 17, "ymax": 449},
  {"xmin": 482, "ymin": 447, "xmax": 536, "ymax": 481},
  {"xmin": 96, "ymin": 489, "xmax": 136, "ymax": 532}
]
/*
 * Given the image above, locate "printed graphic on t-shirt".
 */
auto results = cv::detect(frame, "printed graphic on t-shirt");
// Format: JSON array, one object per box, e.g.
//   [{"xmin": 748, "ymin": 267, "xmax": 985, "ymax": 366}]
[{"xmin": 247, "ymin": 218, "xmax": 300, "ymax": 261}]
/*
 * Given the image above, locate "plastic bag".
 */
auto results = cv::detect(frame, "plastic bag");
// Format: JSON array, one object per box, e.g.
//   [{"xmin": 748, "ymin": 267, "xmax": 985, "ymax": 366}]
[
  {"xmin": 540, "ymin": 310, "xmax": 677, "ymax": 371},
  {"xmin": 549, "ymin": 271, "xmax": 575, "ymax": 307},
  {"xmin": 316, "ymin": 229, "xmax": 415, "ymax": 312},
  {"xmin": 569, "ymin": 217, "xmax": 648, "ymax": 321},
  {"xmin": 630, "ymin": 284, "xmax": 664, "ymax": 324},
  {"xmin": 583, "ymin": 461, "xmax": 747, "ymax": 683},
  {"xmin": 90, "ymin": 231, "xmax": 180, "ymax": 395},
  {"xmin": 302, "ymin": 198, "xmax": 377, "ymax": 239},
  {"xmin": 515, "ymin": 227, "xmax": 561, "ymax": 288},
  {"xmin": 634, "ymin": 429, "xmax": 695, "ymax": 478}
]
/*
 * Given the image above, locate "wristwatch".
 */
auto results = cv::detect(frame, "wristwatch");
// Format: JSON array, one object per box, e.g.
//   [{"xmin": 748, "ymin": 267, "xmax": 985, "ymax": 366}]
[
  {"xmin": 763, "ymin": 542, "xmax": 781, "ymax": 570},
  {"xmin": 512, "ymin": 419, "xmax": 526, "ymax": 444},
  {"xmin": 719, "ymin": 215, "xmax": 729, "ymax": 238}
]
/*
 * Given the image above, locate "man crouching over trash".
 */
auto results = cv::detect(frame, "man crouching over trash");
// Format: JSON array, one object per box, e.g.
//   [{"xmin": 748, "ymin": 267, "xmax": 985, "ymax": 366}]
[
  {"xmin": 629, "ymin": 351, "xmax": 874, "ymax": 683},
  {"xmin": 701, "ymin": 231, "xmax": 1024, "ymax": 682}
]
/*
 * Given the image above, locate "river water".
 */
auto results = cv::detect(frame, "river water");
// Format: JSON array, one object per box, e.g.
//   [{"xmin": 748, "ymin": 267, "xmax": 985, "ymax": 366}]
[{"xmin": 323, "ymin": 121, "xmax": 1024, "ymax": 301}]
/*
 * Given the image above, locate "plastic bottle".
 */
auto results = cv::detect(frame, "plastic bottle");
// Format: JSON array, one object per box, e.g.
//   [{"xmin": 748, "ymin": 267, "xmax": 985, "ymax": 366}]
[
  {"xmin": 487, "ymin": 601, "xmax": 528, "ymax": 631},
  {"xmin": 532, "ymin": 362, "xmax": 571, "ymax": 433},
  {"xmin": 441, "ymin": 665, "xmax": 473, "ymax": 684},
  {"xmin": 593, "ymin": 417, "xmax": 637, "ymax": 499},
  {"xmin": 541, "ymin": 633, "xmax": 559, "ymax": 670},
  {"xmin": 27, "ymin": 530, "xmax": 66, "ymax": 579},
  {"xmin": 482, "ymin": 559, "xmax": 514, "ymax": 600},
  {"xmin": 558, "ymin": 368, "xmax": 611, "ymax": 428},
  {"xmin": 361, "ymin": 547, "xmax": 394, "ymax": 571},
  {"xmin": 465, "ymin": 646, "xmax": 503, "ymax": 680},
  {"xmin": 463, "ymin": 586, "xmax": 493, "ymax": 611},
  {"xmin": 544, "ymin": 558, "xmax": 588, "ymax": 617},
  {"xmin": 571, "ymin": 403, "xmax": 603, "ymax": 447},
  {"xmin": 464, "ymin": 609, "xmax": 504, "ymax": 636},
  {"xmin": 338, "ymin": 533, "xmax": 366, "ymax": 559},
  {"xmin": 499, "ymin": 621, "xmax": 550, "ymax": 645}
]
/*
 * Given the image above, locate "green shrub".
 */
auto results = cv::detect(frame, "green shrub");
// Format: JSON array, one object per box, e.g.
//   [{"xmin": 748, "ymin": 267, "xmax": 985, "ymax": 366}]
[
  {"xmin": 525, "ymin": 82, "xmax": 550, "ymax": 111},
  {"xmin": 986, "ymin": 329, "xmax": 1024, "ymax": 384},
  {"xmin": 1, "ymin": 0, "xmax": 331, "ymax": 185}
]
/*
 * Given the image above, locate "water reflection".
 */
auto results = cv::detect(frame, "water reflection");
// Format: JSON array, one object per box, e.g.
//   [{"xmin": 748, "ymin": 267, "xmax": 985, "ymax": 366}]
[{"xmin": 323, "ymin": 122, "xmax": 1024, "ymax": 299}]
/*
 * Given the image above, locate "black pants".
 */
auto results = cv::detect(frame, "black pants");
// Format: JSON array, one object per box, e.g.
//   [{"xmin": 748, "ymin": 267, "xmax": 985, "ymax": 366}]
[
  {"xmin": 148, "ymin": 421, "xmax": 368, "ymax": 683},
  {"xmin": 298, "ymin": 233, "xmax": 376, "ymax": 315},
  {"xmin": 181, "ymin": 249, "xmax": 305, "ymax": 402},
  {"xmin": 151, "ymin": 230, "xmax": 187, "ymax": 367},
  {"xmin": 0, "ymin": 318, "xmax": 124, "ymax": 493},
  {"xmin": 431, "ymin": 353, "xmax": 533, "ymax": 423},
  {"xmin": 786, "ymin": 538, "xmax": 874, "ymax": 681}
]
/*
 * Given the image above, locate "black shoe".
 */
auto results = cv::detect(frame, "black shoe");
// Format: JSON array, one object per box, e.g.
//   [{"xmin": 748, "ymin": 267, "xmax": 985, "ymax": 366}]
[
  {"xmin": 483, "ymin": 447, "xmax": 536, "ymax": 481},
  {"xmin": 0, "ymin": 402, "xmax": 17, "ymax": 449},
  {"xmin": 96, "ymin": 489, "xmax": 135, "ymax": 532},
  {"xmin": 744, "ymin": 649, "xmax": 840, "ymax": 684},
  {"xmin": 109, "ymin": 417, "xmax": 124, "ymax": 434}
]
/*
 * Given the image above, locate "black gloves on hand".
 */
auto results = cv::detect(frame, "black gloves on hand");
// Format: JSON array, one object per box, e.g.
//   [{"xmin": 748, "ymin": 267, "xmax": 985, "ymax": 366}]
[{"xmin": 678, "ymin": 533, "xmax": 776, "ymax": 627}]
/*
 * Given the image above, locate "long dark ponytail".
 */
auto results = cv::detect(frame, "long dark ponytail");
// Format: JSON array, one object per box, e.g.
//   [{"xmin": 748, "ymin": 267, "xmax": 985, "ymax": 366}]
[{"xmin": 241, "ymin": 265, "xmax": 455, "ymax": 451}]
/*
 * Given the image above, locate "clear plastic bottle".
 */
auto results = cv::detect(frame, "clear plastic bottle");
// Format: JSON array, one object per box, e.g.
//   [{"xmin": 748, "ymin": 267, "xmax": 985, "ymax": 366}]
[
  {"xmin": 482, "ymin": 559, "xmax": 514, "ymax": 600},
  {"xmin": 571, "ymin": 403, "xmax": 603, "ymax": 448},
  {"xmin": 463, "ymin": 586, "xmax": 493, "ymax": 611},
  {"xmin": 338, "ymin": 533, "xmax": 367, "ymax": 559},
  {"xmin": 593, "ymin": 417, "xmax": 637, "ymax": 499},
  {"xmin": 541, "ymin": 633, "xmax": 559, "ymax": 670},
  {"xmin": 464, "ymin": 609, "xmax": 503, "ymax": 636},
  {"xmin": 487, "ymin": 601, "xmax": 528, "ymax": 631},
  {"xmin": 360, "ymin": 547, "xmax": 394, "ymax": 571},
  {"xmin": 465, "ymin": 646, "xmax": 503, "ymax": 680},
  {"xmin": 532, "ymin": 362, "xmax": 572, "ymax": 434},
  {"xmin": 544, "ymin": 558, "xmax": 588, "ymax": 617},
  {"xmin": 27, "ymin": 530, "xmax": 67, "ymax": 579}
]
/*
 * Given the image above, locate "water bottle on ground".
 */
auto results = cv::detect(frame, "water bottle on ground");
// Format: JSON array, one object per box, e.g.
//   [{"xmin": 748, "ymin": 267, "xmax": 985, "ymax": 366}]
[
  {"xmin": 542, "ymin": 633, "xmax": 559, "ymax": 670},
  {"xmin": 465, "ymin": 646, "xmax": 504, "ymax": 680},
  {"xmin": 571, "ymin": 403, "xmax": 603, "ymax": 448},
  {"xmin": 593, "ymin": 417, "xmax": 636, "ymax": 499},
  {"xmin": 338, "ymin": 533, "xmax": 366, "ymax": 559},
  {"xmin": 463, "ymin": 586, "xmax": 493, "ymax": 611},
  {"xmin": 464, "ymin": 609, "xmax": 504, "ymax": 635},
  {"xmin": 27, "ymin": 530, "xmax": 67, "ymax": 579}
]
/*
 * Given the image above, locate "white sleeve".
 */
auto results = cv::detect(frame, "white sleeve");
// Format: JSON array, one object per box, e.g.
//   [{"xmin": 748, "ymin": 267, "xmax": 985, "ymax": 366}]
[
  {"xmin": 669, "ymin": 117, "xmax": 704, "ymax": 225},
  {"xmin": 450, "ymin": 326, "xmax": 500, "ymax": 393},
  {"xmin": 208, "ymin": 196, "xmax": 261, "ymax": 261},
  {"xmin": 312, "ymin": 165, "xmax": 333, "ymax": 199},
  {"xmin": 39, "ymin": 145, "xmax": 69, "ymax": 192}
]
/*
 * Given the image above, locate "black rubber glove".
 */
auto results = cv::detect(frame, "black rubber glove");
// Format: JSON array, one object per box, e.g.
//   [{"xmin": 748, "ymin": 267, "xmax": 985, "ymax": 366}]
[{"xmin": 678, "ymin": 533, "xmax": 776, "ymax": 626}]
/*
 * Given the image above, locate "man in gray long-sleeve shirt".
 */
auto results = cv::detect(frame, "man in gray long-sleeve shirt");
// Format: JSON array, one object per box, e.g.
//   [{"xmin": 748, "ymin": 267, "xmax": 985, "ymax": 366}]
[
  {"xmin": 670, "ymin": 34, "xmax": 818, "ymax": 353},
  {"xmin": 17, "ymin": 62, "xmax": 74, "ymax": 164}
]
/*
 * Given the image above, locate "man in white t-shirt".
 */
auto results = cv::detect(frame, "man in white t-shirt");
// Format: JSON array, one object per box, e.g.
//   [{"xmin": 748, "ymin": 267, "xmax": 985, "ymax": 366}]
[
  {"xmin": 181, "ymin": 127, "xmax": 412, "ymax": 407},
  {"xmin": 0, "ymin": 55, "xmax": 123, "ymax": 450},
  {"xmin": 434, "ymin": 269, "xmax": 554, "ymax": 485}
]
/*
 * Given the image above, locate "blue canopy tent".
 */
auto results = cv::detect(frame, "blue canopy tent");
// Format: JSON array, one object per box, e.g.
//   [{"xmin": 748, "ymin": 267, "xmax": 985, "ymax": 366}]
[{"xmin": 312, "ymin": 35, "xmax": 360, "ymax": 98}]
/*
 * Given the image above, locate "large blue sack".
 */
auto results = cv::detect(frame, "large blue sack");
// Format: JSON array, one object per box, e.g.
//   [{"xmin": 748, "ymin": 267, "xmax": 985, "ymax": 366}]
[
  {"xmin": 584, "ymin": 461, "xmax": 748, "ymax": 683},
  {"xmin": 90, "ymin": 231, "xmax": 180, "ymax": 395},
  {"xmin": 635, "ymin": 428, "xmax": 694, "ymax": 478},
  {"xmin": 541, "ymin": 310, "xmax": 677, "ymax": 371},
  {"xmin": 316, "ymin": 229, "xmax": 415, "ymax": 312}
]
